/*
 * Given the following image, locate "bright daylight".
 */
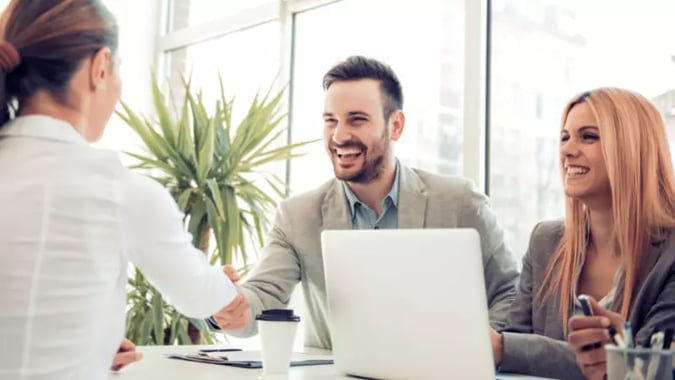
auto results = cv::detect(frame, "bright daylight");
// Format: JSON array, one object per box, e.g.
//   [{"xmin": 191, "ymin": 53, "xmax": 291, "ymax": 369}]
[{"xmin": 0, "ymin": 1, "xmax": 674, "ymax": 380}]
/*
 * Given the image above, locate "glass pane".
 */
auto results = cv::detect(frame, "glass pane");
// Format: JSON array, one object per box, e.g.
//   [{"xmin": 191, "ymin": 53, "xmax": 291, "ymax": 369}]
[
  {"xmin": 165, "ymin": 21, "xmax": 284, "ymax": 206},
  {"xmin": 98, "ymin": 0, "xmax": 159, "ymax": 158},
  {"xmin": 290, "ymin": 0, "xmax": 464, "ymax": 194},
  {"xmin": 166, "ymin": 22, "xmax": 280, "ymax": 123},
  {"xmin": 171, "ymin": 0, "xmax": 273, "ymax": 31},
  {"xmin": 489, "ymin": 0, "xmax": 675, "ymax": 262}
]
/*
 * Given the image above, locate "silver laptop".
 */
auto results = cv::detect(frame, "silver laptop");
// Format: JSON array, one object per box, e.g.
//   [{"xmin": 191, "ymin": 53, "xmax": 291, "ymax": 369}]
[{"xmin": 321, "ymin": 229, "xmax": 496, "ymax": 380}]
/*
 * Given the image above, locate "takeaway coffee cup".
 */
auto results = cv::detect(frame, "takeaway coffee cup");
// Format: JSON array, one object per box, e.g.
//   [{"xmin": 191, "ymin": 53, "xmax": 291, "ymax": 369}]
[{"xmin": 256, "ymin": 309, "xmax": 300, "ymax": 378}]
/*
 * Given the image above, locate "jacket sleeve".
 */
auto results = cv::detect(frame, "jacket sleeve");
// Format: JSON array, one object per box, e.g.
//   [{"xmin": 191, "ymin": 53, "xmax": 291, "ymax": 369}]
[
  {"xmin": 123, "ymin": 173, "xmax": 237, "ymax": 319},
  {"xmin": 499, "ymin": 222, "xmax": 585, "ymax": 380},
  {"xmin": 227, "ymin": 203, "xmax": 302, "ymax": 337},
  {"xmin": 631, "ymin": 246, "xmax": 675, "ymax": 346},
  {"xmin": 459, "ymin": 184, "xmax": 519, "ymax": 330}
]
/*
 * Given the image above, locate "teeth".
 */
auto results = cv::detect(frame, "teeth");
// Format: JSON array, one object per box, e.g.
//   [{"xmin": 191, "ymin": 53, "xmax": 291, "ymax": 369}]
[
  {"xmin": 567, "ymin": 166, "xmax": 589, "ymax": 175},
  {"xmin": 336, "ymin": 148, "xmax": 361, "ymax": 156}
]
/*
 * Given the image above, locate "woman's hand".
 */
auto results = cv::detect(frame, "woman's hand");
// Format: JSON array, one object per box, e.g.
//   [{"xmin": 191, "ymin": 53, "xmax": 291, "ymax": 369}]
[
  {"xmin": 567, "ymin": 296, "xmax": 623, "ymax": 380},
  {"xmin": 490, "ymin": 328, "xmax": 504, "ymax": 365},
  {"xmin": 111, "ymin": 338, "xmax": 143, "ymax": 371}
]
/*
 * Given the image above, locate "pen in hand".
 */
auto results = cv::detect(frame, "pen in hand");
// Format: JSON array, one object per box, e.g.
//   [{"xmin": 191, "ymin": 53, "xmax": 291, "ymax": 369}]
[{"xmin": 578, "ymin": 295, "xmax": 603, "ymax": 350}]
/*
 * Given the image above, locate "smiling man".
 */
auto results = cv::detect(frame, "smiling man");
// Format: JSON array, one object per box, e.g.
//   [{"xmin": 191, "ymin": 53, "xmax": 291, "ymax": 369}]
[{"xmin": 216, "ymin": 56, "xmax": 519, "ymax": 350}]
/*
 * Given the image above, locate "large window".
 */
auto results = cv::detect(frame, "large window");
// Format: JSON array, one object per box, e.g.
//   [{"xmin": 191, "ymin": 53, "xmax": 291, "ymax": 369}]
[
  {"xmin": 489, "ymin": 0, "xmax": 675, "ymax": 262},
  {"xmin": 162, "ymin": 19, "xmax": 285, "ymax": 350},
  {"xmin": 166, "ymin": 21, "xmax": 280, "ymax": 119},
  {"xmin": 289, "ymin": 0, "xmax": 465, "ymax": 193},
  {"xmin": 165, "ymin": 21, "xmax": 285, "ymax": 199},
  {"xmin": 97, "ymin": 0, "xmax": 163, "ymax": 162}
]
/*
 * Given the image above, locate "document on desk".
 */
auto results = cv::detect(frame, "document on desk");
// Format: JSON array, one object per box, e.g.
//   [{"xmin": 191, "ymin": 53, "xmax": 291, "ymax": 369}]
[{"xmin": 167, "ymin": 350, "xmax": 334, "ymax": 369}]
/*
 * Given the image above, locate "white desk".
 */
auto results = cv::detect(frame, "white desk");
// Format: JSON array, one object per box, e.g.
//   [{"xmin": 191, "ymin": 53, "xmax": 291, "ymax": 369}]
[{"xmin": 108, "ymin": 345, "xmax": 553, "ymax": 380}]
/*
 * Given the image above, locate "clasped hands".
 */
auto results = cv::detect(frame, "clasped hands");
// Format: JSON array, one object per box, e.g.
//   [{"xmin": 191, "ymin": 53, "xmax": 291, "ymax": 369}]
[{"xmin": 111, "ymin": 265, "xmax": 250, "ymax": 372}]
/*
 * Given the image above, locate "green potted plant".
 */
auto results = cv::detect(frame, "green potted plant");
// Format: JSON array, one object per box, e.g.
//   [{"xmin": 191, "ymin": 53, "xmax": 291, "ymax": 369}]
[{"xmin": 117, "ymin": 76, "xmax": 315, "ymax": 345}]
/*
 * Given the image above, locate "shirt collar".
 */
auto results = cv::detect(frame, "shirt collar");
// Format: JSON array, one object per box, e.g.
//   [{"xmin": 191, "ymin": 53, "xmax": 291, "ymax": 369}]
[
  {"xmin": 342, "ymin": 160, "xmax": 400, "ymax": 217},
  {"xmin": 0, "ymin": 115, "xmax": 87, "ymax": 145}
]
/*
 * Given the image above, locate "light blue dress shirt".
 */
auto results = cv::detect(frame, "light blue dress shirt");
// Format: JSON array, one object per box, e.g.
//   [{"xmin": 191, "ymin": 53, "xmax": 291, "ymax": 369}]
[{"xmin": 341, "ymin": 161, "xmax": 400, "ymax": 230}]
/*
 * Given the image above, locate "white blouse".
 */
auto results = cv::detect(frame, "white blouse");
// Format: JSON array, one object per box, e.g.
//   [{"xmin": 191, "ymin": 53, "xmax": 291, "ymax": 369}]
[{"xmin": 0, "ymin": 115, "xmax": 237, "ymax": 380}]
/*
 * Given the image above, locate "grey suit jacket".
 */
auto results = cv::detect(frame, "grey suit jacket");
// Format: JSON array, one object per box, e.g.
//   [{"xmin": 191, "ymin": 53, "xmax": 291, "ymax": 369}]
[
  {"xmin": 232, "ymin": 164, "xmax": 519, "ymax": 349},
  {"xmin": 500, "ymin": 221, "xmax": 675, "ymax": 380}
]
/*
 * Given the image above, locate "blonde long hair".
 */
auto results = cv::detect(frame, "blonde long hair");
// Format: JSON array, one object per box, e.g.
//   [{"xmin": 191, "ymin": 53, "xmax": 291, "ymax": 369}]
[{"xmin": 539, "ymin": 88, "xmax": 675, "ymax": 334}]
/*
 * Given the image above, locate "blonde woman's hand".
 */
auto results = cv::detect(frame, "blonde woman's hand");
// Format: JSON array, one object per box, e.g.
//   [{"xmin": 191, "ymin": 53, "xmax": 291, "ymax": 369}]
[
  {"xmin": 567, "ymin": 296, "xmax": 623, "ymax": 380},
  {"xmin": 490, "ymin": 328, "xmax": 504, "ymax": 365}
]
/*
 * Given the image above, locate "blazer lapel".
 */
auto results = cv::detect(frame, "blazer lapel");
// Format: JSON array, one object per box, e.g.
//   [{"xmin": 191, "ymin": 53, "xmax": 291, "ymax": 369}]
[
  {"xmin": 638, "ymin": 234, "xmax": 670, "ymax": 285},
  {"xmin": 321, "ymin": 180, "xmax": 353, "ymax": 231},
  {"xmin": 610, "ymin": 233, "xmax": 671, "ymax": 314},
  {"xmin": 397, "ymin": 165, "xmax": 428, "ymax": 229}
]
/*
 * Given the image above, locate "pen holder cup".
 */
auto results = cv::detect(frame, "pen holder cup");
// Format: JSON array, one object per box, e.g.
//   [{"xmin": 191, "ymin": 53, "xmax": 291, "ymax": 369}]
[{"xmin": 606, "ymin": 345, "xmax": 675, "ymax": 380}]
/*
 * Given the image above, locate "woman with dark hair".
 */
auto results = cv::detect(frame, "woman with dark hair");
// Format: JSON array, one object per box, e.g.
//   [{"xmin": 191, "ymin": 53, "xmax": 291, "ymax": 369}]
[{"xmin": 0, "ymin": 1, "xmax": 247, "ymax": 379}]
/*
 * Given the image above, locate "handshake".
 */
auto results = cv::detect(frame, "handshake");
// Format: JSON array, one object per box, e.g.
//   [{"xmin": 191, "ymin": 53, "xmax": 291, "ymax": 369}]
[
  {"xmin": 111, "ymin": 266, "xmax": 251, "ymax": 372},
  {"xmin": 210, "ymin": 265, "xmax": 251, "ymax": 331}
]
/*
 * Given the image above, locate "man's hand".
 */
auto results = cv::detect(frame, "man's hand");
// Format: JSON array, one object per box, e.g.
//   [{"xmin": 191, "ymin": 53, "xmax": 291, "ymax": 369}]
[
  {"xmin": 111, "ymin": 338, "xmax": 143, "ymax": 372},
  {"xmin": 490, "ymin": 328, "xmax": 504, "ymax": 365},
  {"xmin": 213, "ymin": 265, "xmax": 250, "ymax": 330},
  {"xmin": 222, "ymin": 265, "xmax": 241, "ymax": 283},
  {"xmin": 567, "ymin": 296, "xmax": 623, "ymax": 380}
]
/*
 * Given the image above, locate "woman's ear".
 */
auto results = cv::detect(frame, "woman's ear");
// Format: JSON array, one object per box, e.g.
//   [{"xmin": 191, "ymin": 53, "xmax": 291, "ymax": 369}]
[{"xmin": 89, "ymin": 47, "xmax": 113, "ymax": 92}]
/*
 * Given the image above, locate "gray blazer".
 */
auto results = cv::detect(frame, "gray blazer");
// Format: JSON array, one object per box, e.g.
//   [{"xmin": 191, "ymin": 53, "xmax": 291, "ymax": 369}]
[
  {"xmin": 232, "ymin": 164, "xmax": 519, "ymax": 349},
  {"xmin": 500, "ymin": 221, "xmax": 675, "ymax": 380}
]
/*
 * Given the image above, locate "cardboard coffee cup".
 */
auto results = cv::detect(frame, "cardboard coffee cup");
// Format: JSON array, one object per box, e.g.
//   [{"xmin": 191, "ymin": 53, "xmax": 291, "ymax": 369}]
[{"xmin": 256, "ymin": 309, "xmax": 300, "ymax": 378}]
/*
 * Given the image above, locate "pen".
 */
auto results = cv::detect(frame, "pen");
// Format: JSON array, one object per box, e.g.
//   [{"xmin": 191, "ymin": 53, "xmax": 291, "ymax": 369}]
[
  {"xmin": 645, "ymin": 332, "xmax": 664, "ymax": 380},
  {"xmin": 577, "ymin": 295, "xmax": 602, "ymax": 350},
  {"xmin": 632, "ymin": 328, "xmax": 656, "ymax": 380},
  {"xmin": 199, "ymin": 348, "xmax": 243, "ymax": 353},
  {"xmin": 578, "ymin": 295, "xmax": 593, "ymax": 316},
  {"xmin": 661, "ymin": 328, "xmax": 672, "ymax": 350},
  {"xmin": 623, "ymin": 321, "xmax": 634, "ymax": 348},
  {"xmin": 608, "ymin": 327, "xmax": 618, "ymax": 346}
]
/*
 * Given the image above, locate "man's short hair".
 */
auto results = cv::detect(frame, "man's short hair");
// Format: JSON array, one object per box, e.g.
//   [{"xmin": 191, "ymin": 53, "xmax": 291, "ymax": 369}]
[{"xmin": 322, "ymin": 55, "xmax": 403, "ymax": 120}]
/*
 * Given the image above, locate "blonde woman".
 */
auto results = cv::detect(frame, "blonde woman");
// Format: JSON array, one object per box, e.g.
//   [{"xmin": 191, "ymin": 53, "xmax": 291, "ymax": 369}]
[{"xmin": 490, "ymin": 88, "xmax": 675, "ymax": 380}]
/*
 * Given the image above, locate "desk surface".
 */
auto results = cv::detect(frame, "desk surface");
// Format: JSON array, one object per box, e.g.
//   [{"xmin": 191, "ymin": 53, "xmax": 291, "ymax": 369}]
[{"xmin": 108, "ymin": 345, "xmax": 553, "ymax": 380}]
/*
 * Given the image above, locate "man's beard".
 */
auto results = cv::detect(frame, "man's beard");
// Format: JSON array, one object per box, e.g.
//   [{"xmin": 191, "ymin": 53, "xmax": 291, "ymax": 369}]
[{"xmin": 331, "ymin": 131, "xmax": 389, "ymax": 184}]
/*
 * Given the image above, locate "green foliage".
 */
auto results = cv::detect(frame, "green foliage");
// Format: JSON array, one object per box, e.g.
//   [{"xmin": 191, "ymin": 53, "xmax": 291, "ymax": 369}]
[{"xmin": 118, "ymin": 75, "xmax": 317, "ymax": 345}]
